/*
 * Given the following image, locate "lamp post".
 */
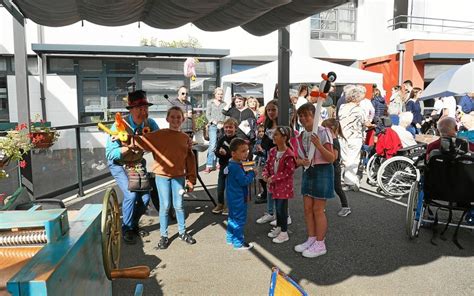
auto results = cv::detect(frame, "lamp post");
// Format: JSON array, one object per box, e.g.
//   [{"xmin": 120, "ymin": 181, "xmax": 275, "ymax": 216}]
[{"xmin": 397, "ymin": 43, "xmax": 406, "ymax": 85}]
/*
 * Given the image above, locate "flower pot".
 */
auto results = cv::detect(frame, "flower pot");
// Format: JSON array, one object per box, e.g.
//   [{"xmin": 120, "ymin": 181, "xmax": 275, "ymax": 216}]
[{"xmin": 31, "ymin": 131, "xmax": 56, "ymax": 149}]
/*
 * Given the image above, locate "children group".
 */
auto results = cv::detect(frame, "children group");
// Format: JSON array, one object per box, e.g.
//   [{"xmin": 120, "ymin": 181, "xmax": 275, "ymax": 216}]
[
  {"xmin": 222, "ymin": 102, "xmax": 342, "ymax": 258},
  {"xmin": 107, "ymin": 89, "xmax": 348, "ymax": 259}
]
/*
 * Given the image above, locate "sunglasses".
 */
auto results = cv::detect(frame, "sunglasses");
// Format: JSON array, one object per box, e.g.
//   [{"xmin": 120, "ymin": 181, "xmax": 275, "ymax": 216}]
[{"xmin": 181, "ymin": 92, "xmax": 188, "ymax": 96}]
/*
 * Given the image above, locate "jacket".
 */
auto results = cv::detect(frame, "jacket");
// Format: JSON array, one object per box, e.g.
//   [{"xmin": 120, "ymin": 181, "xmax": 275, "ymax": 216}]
[
  {"xmin": 225, "ymin": 160, "xmax": 255, "ymax": 204},
  {"xmin": 262, "ymin": 147, "xmax": 297, "ymax": 199},
  {"xmin": 372, "ymin": 95, "xmax": 386, "ymax": 119},
  {"xmin": 214, "ymin": 134, "xmax": 237, "ymax": 167},
  {"xmin": 375, "ymin": 127, "xmax": 402, "ymax": 159}
]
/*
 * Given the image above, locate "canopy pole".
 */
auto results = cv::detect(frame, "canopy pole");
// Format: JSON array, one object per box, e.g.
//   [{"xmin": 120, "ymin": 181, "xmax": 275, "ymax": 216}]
[
  {"xmin": 278, "ymin": 27, "xmax": 290, "ymax": 126},
  {"xmin": 12, "ymin": 10, "xmax": 35, "ymax": 196}
]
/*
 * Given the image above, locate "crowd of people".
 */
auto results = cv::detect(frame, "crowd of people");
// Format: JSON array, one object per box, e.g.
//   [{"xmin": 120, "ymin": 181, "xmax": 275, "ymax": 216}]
[{"xmin": 105, "ymin": 81, "xmax": 474, "ymax": 257}]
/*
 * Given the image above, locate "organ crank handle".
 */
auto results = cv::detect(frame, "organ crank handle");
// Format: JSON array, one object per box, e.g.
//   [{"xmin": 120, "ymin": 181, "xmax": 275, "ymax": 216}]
[{"xmin": 111, "ymin": 266, "xmax": 151, "ymax": 279}]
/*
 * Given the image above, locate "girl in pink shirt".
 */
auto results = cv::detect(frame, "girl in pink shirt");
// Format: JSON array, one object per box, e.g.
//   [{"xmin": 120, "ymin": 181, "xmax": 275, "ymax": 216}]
[{"xmin": 263, "ymin": 126, "xmax": 296, "ymax": 243}]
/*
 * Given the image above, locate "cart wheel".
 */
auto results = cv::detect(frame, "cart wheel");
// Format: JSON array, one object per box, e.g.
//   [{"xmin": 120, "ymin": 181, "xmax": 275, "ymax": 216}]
[{"xmin": 102, "ymin": 188, "xmax": 121, "ymax": 280}]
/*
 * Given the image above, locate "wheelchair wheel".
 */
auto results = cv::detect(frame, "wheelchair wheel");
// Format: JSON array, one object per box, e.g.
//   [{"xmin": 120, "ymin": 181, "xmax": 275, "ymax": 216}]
[
  {"xmin": 366, "ymin": 154, "xmax": 381, "ymax": 186},
  {"xmin": 406, "ymin": 182, "xmax": 422, "ymax": 239},
  {"xmin": 377, "ymin": 156, "xmax": 420, "ymax": 197}
]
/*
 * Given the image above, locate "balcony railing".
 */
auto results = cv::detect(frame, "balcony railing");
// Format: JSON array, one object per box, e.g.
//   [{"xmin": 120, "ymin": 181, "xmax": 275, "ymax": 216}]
[
  {"xmin": 0, "ymin": 121, "xmax": 114, "ymax": 199},
  {"xmin": 387, "ymin": 15, "xmax": 474, "ymax": 35}
]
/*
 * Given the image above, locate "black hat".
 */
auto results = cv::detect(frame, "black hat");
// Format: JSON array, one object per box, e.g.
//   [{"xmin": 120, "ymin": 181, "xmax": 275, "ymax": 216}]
[{"xmin": 126, "ymin": 90, "xmax": 153, "ymax": 110}]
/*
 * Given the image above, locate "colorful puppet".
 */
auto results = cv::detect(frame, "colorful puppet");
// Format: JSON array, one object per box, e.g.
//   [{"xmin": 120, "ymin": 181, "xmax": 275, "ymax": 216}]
[
  {"xmin": 305, "ymin": 72, "xmax": 337, "ymax": 169},
  {"xmin": 97, "ymin": 113, "xmax": 129, "ymax": 142},
  {"xmin": 184, "ymin": 57, "xmax": 199, "ymax": 81}
]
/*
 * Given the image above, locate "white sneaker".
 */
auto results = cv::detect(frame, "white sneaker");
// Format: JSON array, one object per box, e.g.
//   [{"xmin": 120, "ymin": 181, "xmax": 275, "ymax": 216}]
[
  {"xmin": 270, "ymin": 216, "xmax": 292, "ymax": 226},
  {"xmin": 272, "ymin": 231, "xmax": 289, "ymax": 244},
  {"xmin": 267, "ymin": 227, "xmax": 281, "ymax": 238},
  {"xmin": 294, "ymin": 238, "xmax": 315, "ymax": 253},
  {"xmin": 302, "ymin": 240, "xmax": 327, "ymax": 258},
  {"xmin": 256, "ymin": 213, "xmax": 275, "ymax": 224},
  {"xmin": 337, "ymin": 207, "xmax": 352, "ymax": 217}
]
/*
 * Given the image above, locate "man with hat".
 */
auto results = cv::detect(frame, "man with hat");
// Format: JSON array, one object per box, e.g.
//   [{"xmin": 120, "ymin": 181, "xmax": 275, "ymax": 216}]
[{"xmin": 105, "ymin": 90, "xmax": 159, "ymax": 244}]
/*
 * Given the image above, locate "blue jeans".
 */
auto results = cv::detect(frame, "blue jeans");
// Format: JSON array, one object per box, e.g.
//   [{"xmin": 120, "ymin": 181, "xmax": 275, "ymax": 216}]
[
  {"xmin": 217, "ymin": 168, "xmax": 227, "ymax": 204},
  {"xmin": 155, "ymin": 175, "xmax": 186, "ymax": 237},
  {"xmin": 267, "ymin": 191, "xmax": 275, "ymax": 215},
  {"xmin": 227, "ymin": 197, "xmax": 247, "ymax": 248},
  {"xmin": 108, "ymin": 160, "xmax": 150, "ymax": 232},
  {"xmin": 206, "ymin": 124, "xmax": 218, "ymax": 169}
]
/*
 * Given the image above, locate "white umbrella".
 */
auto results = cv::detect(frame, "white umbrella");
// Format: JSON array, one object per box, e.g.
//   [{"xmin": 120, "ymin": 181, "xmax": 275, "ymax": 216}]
[{"xmin": 421, "ymin": 62, "xmax": 474, "ymax": 100}]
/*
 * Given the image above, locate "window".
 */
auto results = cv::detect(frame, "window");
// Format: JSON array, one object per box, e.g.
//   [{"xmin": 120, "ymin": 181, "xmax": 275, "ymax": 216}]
[
  {"xmin": 48, "ymin": 58, "xmax": 75, "ymax": 74},
  {"xmin": 79, "ymin": 59, "xmax": 102, "ymax": 73},
  {"xmin": 0, "ymin": 76, "xmax": 8, "ymax": 122},
  {"xmin": 10, "ymin": 56, "xmax": 40, "ymax": 74},
  {"xmin": 311, "ymin": 2, "xmax": 357, "ymax": 41}
]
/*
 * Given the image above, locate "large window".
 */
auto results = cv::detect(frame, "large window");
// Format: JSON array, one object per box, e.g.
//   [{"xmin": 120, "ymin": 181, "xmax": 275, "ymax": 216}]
[{"xmin": 310, "ymin": 1, "xmax": 357, "ymax": 41}]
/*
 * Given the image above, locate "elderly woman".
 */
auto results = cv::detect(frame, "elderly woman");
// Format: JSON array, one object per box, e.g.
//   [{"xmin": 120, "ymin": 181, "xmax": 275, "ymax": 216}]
[
  {"xmin": 338, "ymin": 85, "xmax": 368, "ymax": 191},
  {"xmin": 391, "ymin": 112, "xmax": 417, "ymax": 148},
  {"xmin": 205, "ymin": 87, "xmax": 226, "ymax": 173}
]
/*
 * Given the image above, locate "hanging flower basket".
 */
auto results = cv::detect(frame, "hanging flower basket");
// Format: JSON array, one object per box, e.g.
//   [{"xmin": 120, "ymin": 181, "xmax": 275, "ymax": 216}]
[{"xmin": 31, "ymin": 131, "xmax": 57, "ymax": 149}]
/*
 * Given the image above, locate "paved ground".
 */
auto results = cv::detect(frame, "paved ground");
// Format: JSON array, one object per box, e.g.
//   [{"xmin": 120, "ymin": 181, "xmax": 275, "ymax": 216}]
[{"xmin": 67, "ymin": 155, "xmax": 474, "ymax": 296}]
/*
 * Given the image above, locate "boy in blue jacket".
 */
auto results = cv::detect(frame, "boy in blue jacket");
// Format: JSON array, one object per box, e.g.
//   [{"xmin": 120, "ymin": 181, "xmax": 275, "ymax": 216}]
[{"xmin": 225, "ymin": 138, "xmax": 255, "ymax": 250}]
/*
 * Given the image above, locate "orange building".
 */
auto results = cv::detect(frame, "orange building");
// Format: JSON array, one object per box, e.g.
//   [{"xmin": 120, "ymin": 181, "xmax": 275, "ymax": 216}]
[{"xmin": 360, "ymin": 39, "xmax": 474, "ymax": 100}]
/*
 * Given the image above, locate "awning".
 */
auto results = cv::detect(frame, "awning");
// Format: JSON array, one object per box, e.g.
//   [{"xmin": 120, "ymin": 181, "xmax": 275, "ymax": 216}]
[
  {"xmin": 31, "ymin": 44, "xmax": 230, "ymax": 58},
  {"xmin": 11, "ymin": 0, "xmax": 349, "ymax": 36}
]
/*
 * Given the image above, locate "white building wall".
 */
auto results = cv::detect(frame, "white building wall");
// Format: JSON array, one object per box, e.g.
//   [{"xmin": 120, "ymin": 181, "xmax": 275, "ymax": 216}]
[
  {"xmin": 309, "ymin": 0, "xmax": 474, "ymax": 61},
  {"xmin": 44, "ymin": 75, "xmax": 78, "ymax": 126},
  {"xmin": 7, "ymin": 75, "xmax": 42, "ymax": 122}
]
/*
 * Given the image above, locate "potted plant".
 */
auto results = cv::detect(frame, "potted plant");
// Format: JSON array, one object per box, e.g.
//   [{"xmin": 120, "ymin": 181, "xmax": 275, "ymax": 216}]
[
  {"xmin": 30, "ymin": 114, "xmax": 60, "ymax": 149},
  {"xmin": 0, "ymin": 123, "xmax": 33, "ymax": 178},
  {"xmin": 194, "ymin": 113, "xmax": 209, "ymax": 143}
]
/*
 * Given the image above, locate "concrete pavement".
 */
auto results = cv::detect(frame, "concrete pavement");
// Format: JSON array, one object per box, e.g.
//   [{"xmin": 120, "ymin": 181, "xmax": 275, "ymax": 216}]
[{"xmin": 67, "ymin": 155, "xmax": 474, "ymax": 295}]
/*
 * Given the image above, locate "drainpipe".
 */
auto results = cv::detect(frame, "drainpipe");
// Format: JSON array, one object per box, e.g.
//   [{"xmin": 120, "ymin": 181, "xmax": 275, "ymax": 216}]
[
  {"xmin": 37, "ymin": 25, "xmax": 47, "ymax": 120},
  {"xmin": 396, "ymin": 43, "xmax": 406, "ymax": 85}
]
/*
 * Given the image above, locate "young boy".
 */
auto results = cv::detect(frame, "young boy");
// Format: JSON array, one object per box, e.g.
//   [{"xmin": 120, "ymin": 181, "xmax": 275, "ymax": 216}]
[
  {"xmin": 212, "ymin": 118, "xmax": 238, "ymax": 215},
  {"xmin": 225, "ymin": 138, "xmax": 255, "ymax": 250}
]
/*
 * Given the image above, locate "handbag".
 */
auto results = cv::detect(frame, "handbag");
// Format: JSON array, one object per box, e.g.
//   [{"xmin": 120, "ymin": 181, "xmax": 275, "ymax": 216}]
[{"xmin": 126, "ymin": 164, "xmax": 151, "ymax": 192}]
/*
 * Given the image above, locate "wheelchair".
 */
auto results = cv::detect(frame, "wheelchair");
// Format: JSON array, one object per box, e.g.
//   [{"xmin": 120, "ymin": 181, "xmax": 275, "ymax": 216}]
[
  {"xmin": 376, "ymin": 143, "xmax": 426, "ymax": 197},
  {"xmin": 406, "ymin": 137, "xmax": 474, "ymax": 248}
]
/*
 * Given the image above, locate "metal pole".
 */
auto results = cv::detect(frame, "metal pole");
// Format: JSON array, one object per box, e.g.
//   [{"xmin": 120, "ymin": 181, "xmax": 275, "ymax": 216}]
[
  {"xmin": 396, "ymin": 44, "xmax": 406, "ymax": 86},
  {"xmin": 37, "ymin": 25, "xmax": 47, "ymax": 121},
  {"xmin": 75, "ymin": 127, "xmax": 85, "ymax": 196},
  {"xmin": 12, "ymin": 11, "xmax": 35, "ymax": 196},
  {"xmin": 278, "ymin": 27, "xmax": 290, "ymax": 126}
]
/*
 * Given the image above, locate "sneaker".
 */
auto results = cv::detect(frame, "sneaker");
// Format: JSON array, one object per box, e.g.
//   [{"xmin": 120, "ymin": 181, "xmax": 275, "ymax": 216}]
[
  {"xmin": 268, "ymin": 227, "xmax": 281, "ymax": 238},
  {"xmin": 256, "ymin": 213, "xmax": 275, "ymax": 224},
  {"xmin": 157, "ymin": 237, "xmax": 169, "ymax": 249},
  {"xmin": 302, "ymin": 240, "xmax": 327, "ymax": 258},
  {"xmin": 270, "ymin": 216, "xmax": 292, "ymax": 226},
  {"xmin": 212, "ymin": 203, "xmax": 224, "ymax": 214},
  {"xmin": 222, "ymin": 207, "xmax": 228, "ymax": 216},
  {"xmin": 254, "ymin": 195, "xmax": 267, "ymax": 204},
  {"xmin": 179, "ymin": 232, "xmax": 196, "ymax": 245},
  {"xmin": 337, "ymin": 207, "xmax": 352, "ymax": 217},
  {"xmin": 294, "ymin": 238, "xmax": 315, "ymax": 253},
  {"xmin": 272, "ymin": 231, "xmax": 289, "ymax": 244},
  {"xmin": 234, "ymin": 242, "xmax": 253, "ymax": 250},
  {"xmin": 123, "ymin": 230, "xmax": 137, "ymax": 245}
]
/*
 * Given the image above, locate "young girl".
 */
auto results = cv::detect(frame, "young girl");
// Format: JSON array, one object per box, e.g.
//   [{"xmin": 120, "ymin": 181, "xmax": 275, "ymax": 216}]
[
  {"xmin": 262, "ymin": 126, "xmax": 296, "ymax": 243},
  {"xmin": 322, "ymin": 118, "xmax": 351, "ymax": 217},
  {"xmin": 137, "ymin": 106, "xmax": 197, "ymax": 249},
  {"xmin": 294, "ymin": 103, "xmax": 335, "ymax": 258},
  {"xmin": 256, "ymin": 100, "xmax": 278, "ymax": 221},
  {"xmin": 253, "ymin": 125, "xmax": 267, "ymax": 202}
]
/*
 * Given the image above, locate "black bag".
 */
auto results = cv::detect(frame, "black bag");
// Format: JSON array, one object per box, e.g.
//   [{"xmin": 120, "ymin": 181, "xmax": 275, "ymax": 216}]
[{"xmin": 127, "ymin": 164, "xmax": 151, "ymax": 192}]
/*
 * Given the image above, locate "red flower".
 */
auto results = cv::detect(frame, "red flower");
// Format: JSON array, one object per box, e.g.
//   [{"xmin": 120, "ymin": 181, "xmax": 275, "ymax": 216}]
[{"xmin": 19, "ymin": 160, "xmax": 27, "ymax": 168}]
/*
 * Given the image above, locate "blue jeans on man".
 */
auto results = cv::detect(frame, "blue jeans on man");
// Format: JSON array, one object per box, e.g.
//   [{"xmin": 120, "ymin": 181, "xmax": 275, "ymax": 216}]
[{"xmin": 108, "ymin": 160, "xmax": 150, "ymax": 233}]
